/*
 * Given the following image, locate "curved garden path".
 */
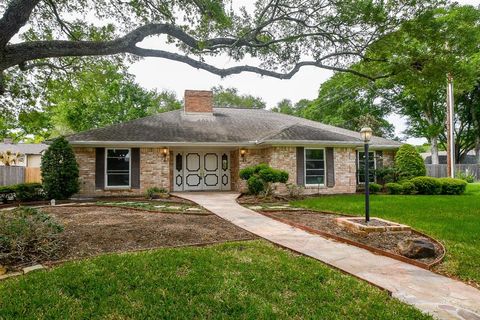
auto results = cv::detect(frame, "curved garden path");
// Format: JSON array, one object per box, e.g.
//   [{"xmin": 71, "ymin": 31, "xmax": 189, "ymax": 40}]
[{"xmin": 174, "ymin": 192, "xmax": 480, "ymax": 320}]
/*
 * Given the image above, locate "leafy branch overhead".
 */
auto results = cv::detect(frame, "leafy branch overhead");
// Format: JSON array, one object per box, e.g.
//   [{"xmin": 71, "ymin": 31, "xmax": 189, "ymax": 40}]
[{"xmin": 0, "ymin": 0, "xmax": 440, "ymax": 94}]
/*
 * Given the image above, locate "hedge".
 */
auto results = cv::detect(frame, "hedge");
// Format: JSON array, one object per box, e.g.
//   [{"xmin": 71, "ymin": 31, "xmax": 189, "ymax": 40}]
[
  {"xmin": 409, "ymin": 176, "xmax": 442, "ymax": 195},
  {"xmin": 0, "ymin": 183, "xmax": 44, "ymax": 203},
  {"xmin": 438, "ymin": 178, "xmax": 468, "ymax": 195},
  {"xmin": 385, "ymin": 183, "xmax": 403, "ymax": 195}
]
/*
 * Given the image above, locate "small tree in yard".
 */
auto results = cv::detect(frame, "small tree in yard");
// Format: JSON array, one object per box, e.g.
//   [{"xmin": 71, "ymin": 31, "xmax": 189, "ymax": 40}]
[
  {"xmin": 239, "ymin": 164, "xmax": 289, "ymax": 197},
  {"xmin": 41, "ymin": 137, "xmax": 79, "ymax": 200},
  {"xmin": 395, "ymin": 144, "xmax": 426, "ymax": 180}
]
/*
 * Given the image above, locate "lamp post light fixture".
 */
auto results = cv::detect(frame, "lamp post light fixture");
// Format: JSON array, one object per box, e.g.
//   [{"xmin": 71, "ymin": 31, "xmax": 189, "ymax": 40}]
[
  {"xmin": 360, "ymin": 127, "xmax": 373, "ymax": 223},
  {"xmin": 240, "ymin": 149, "xmax": 246, "ymax": 162}
]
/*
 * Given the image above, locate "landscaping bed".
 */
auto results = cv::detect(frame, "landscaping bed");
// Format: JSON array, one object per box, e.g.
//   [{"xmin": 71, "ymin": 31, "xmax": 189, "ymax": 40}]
[
  {"xmin": 259, "ymin": 210, "xmax": 444, "ymax": 266},
  {"xmin": 36, "ymin": 205, "xmax": 256, "ymax": 265}
]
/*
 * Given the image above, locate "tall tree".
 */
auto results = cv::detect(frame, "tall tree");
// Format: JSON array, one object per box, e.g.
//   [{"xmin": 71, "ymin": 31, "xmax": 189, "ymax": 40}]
[
  {"xmin": 301, "ymin": 72, "xmax": 395, "ymax": 138},
  {"xmin": 0, "ymin": 0, "xmax": 439, "ymax": 98},
  {"xmin": 7, "ymin": 60, "xmax": 181, "ymax": 140},
  {"xmin": 212, "ymin": 86, "xmax": 265, "ymax": 109},
  {"xmin": 367, "ymin": 5, "xmax": 480, "ymax": 163}
]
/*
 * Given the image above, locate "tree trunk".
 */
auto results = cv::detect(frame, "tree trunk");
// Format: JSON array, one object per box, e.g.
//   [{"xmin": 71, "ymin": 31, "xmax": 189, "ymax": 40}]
[{"xmin": 430, "ymin": 136, "xmax": 439, "ymax": 165}]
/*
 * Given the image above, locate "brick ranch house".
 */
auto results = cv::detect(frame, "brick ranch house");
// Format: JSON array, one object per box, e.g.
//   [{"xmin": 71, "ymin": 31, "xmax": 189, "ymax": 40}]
[{"xmin": 67, "ymin": 90, "xmax": 401, "ymax": 196}]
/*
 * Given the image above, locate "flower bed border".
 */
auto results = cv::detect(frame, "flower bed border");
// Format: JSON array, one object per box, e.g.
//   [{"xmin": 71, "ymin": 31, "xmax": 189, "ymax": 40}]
[{"xmin": 259, "ymin": 210, "xmax": 445, "ymax": 270}]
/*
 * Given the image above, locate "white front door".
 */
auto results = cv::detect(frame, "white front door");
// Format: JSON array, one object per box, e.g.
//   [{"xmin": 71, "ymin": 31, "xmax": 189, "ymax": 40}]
[{"xmin": 174, "ymin": 151, "xmax": 230, "ymax": 191}]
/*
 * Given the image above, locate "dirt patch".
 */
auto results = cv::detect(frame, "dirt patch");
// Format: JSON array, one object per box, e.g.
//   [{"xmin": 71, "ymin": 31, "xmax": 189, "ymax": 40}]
[
  {"xmin": 41, "ymin": 206, "xmax": 256, "ymax": 262},
  {"xmin": 264, "ymin": 211, "xmax": 443, "ymax": 265}
]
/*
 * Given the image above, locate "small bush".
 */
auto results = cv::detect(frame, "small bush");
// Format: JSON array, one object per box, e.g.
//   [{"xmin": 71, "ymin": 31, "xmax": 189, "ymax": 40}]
[
  {"xmin": 247, "ymin": 176, "xmax": 264, "ymax": 195},
  {"xmin": 240, "ymin": 163, "xmax": 289, "ymax": 195},
  {"xmin": 455, "ymin": 170, "xmax": 476, "ymax": 183},
  {"xmin": 410, "ymin": 176, "xmax": 442, "ymax": 195},
  {"xmin": 286, "ymin": 183, "xmax": 304, "ymax": 199},
  {"xmin": 401, "ymin": 181, "xmax": 417, "ymax": 195},
  {"xmin": 438, "ymin": 178, "xmax": 467, "ymax": 195},
  {"xmin": 395, "ymin": 144, "xmax": 426, "ymax": 180},
  {"xmin": 0, "ymin": 207, "xmax": 64, "ymax": 266},
  {"xmin": 369, "ymin": 183, "xmax": 382, "ymax": 194},
  {"xmin": 375, "ymin": 166, "xmax": 401, "ymax": 184},
  {"xmin": 14, "ymin": 183, "xmax": 44, "ymax": 201},
  {"xmin": 145, "ymin": 187, "xmax": 168, "ymax": 200},
  {"xmin": 386, "ymin": 183, "xmax": 403, "ymax": 195}
]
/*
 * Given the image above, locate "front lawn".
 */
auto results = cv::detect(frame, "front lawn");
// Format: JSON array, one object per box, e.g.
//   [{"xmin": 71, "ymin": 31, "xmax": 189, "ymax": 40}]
[
  {"xmin": 292, "ymin": 183, "xmax": 480, "ymax": 286},
  {"xmin": 0, "ymin": 241, "xmax": 430, "ymax": 319}
]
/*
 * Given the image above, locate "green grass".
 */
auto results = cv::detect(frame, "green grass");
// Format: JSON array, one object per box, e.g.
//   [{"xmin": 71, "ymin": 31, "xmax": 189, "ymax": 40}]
[
  {"xmin": 292, "ymin": 183, "xmax": 480, "ymax": 285},
  {"xmin": 0, "ymin": 241, "xmax": 430, "ymax": 319}
]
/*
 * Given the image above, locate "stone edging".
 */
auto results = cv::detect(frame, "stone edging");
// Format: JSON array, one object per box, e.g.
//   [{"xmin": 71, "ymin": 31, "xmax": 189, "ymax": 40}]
[{"xmin": 258, "ymin": 210, "xmax": 446, "ymax": 270}]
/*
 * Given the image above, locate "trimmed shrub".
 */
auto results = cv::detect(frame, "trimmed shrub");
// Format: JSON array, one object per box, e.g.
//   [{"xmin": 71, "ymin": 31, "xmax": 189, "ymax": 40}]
[
  {"xmin": 369, "ymin": 183, "xmax": 382, "ymax": 194},
  {"xmin": 438, "ymin": 178, "xmax": 467, "ymax": 195},
  {"xmin": 395, "ymin": 144, "xmax": 426, "ymax": 180},
  {"xmin": 247, "ymin": 176, "xmax": 264, "ymax": 195},
  {"xmin": 240, "ymin": 163, "xmax": 289, "ymax": 195},
  {"xmin": 41, "ymin": 137, "xmax": 79, "ymax": 200},
  {"xmin": 14, "ymin": 183, "xmax": 44, "ymax": 201},
  {"xmin": 386, "ymin": 183, "xmax": 403, "ymax": 195},
  {"xmin": 410, "ymin": 176, "xmax": 442, "ymax": 195},
  {"xmin": 401, "ymin": 181, "xmax": 417, "ymax": 195},
  {"xmin": 0, "ymin": 207, "xmax": 64, "ymax": 266}
]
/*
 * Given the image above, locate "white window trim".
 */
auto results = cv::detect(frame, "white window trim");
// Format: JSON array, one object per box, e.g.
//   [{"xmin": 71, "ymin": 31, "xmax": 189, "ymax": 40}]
[
  {"xmin": 304, "ymin": 147, "xmax": 326, "ymax": 186},
  {"xmin": 105, "ymin": 148, "xmax": 131, "ymax": 189},
  {"xmin": 357, "ymin": 150, "xmax": 376, "ymax": 185}
]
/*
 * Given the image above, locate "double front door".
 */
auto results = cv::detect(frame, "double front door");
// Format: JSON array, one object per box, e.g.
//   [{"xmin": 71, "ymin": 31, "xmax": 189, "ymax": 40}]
[{"xmin": 173, "ymin": 151, "xmax": 230, "ymax": 191}]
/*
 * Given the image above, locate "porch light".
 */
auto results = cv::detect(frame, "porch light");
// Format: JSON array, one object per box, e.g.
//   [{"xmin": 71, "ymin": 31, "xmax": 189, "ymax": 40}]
[
  {"xmin": 240, "ymin": 149, "xmax": 246, "ymax": 162},
  {"xmin": 360, "ymin": 127, "xmax": 373, "ymax": 143},
  {"xmin": 360, "ymin": 127, "xmax": 373, "ymax": 223},
  {"xmin": 162, "ymin": 147, "xmax": 168, "ymax": 162}
]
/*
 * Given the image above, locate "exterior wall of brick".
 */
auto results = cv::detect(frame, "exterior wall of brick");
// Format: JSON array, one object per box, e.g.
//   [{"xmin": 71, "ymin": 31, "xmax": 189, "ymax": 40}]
[
  {"xmin": 184, "ymin": 90, "xmax": 213, "ymax": 113},
  {"xmin": 74, "ymin": 147, "xmax": 96, "ymax": 195},
  {"xmin": 139, "ymin": 148, "xmax": 170, "ymax": 191},
  {"xmin": 382, "ymin": 150, "xmax": 396, "ymax": 167},
  {"xmin": 74, "ymin": 145, "xmax": 391, "ymax": 196},
  {"xmin": 74, "ymin": 147, "xmax": 170, "ymax": 196}
]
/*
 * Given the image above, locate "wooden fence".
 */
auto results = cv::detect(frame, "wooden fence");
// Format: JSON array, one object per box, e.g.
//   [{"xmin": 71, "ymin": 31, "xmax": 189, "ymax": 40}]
[
  {"xmin": 0, "ymin": 166, "xmax": 42, "ymax": 186},
  {"xmin": 426, "ymin": 164, "xmax": 480, "ymax": 180}
]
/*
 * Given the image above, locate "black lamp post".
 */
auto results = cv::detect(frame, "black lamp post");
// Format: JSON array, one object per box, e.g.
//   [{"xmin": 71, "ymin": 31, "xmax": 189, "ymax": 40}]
[{"xmin": 360, "ymin": 127, "xmax": 373, "ymax": 223}]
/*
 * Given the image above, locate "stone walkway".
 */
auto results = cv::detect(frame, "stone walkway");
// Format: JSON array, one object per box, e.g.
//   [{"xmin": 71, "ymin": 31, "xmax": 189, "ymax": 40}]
[{"xmin": 174, "ymin": 192, "xmax": 480, "ymax": 320}]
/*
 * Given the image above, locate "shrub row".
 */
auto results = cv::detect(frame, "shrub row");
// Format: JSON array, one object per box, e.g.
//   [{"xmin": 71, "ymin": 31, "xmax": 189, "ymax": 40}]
[
  {"xmin": 0, "ymin": 183, "xmax": 44, "ymax": 203},
  {"xmin": 385, "ymin": 177, "xmax": 467, "ymax": 195}
]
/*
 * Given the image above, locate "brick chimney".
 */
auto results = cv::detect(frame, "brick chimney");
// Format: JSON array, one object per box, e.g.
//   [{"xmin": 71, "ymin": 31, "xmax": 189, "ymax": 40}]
[{"xmin": 184, "ymin": 90, "xmax": 213, "ymax": 114}]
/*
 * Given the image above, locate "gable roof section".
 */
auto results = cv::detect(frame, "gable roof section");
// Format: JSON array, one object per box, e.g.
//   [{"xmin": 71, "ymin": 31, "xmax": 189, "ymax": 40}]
[
  {"xmin": 66, "ymin": 108, "xmax": 401, "ymax": 148},
  {"xmin": 0, "ymin": 143, "xmax": 47, "ymax": 155}
]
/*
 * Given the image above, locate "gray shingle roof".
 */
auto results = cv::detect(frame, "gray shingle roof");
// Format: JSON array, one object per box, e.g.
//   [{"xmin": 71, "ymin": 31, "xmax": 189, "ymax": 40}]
[
  {"xmin": 66, "ymin": 108, "xmax": 401, "ymax": 147},
  {"xmin": 0, "ymin": 143, "xmax": 47, "ymax": 155}
]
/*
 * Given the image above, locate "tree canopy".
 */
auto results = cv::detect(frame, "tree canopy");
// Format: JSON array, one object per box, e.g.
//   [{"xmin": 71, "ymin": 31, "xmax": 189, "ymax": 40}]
[{"xmin": 0, "ymin": 0, "xmax": 439, "ymax": 97}]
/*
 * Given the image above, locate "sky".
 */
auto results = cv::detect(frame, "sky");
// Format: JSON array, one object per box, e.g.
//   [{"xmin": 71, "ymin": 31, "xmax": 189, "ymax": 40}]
[{"xmin": 128, "ymin": 0, "xmax": 480, "ymax": 144}]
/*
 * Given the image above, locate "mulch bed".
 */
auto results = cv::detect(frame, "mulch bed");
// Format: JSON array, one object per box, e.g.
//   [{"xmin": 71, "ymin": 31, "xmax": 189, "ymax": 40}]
[
  {"xmin": 40, "ymin": 206, "xmax": 256, "ymax": 262},
  {"xmin": 262, "ymin": 210, "xmax": 444, "ymax": 266}
]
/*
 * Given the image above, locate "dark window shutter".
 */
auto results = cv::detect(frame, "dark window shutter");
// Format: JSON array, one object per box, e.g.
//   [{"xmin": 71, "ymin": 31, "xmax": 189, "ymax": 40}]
[
  {"xmin": 326, "ymin": 147, "xmax": 335, "ymax": 187},
  {"xmin": 296, "ymin": 147, "xmax": 304, "ymax": 186},
  {"xmin": 95, "ymin": 148, "xmax": 105, "ymax": 189},
  {"xmin": 375, "ymin": 150, "xmax": 383, "ymax": 184},
  {"xmin": 131, "ymin": 148, "xmax": 140, "ymax": 189}
]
